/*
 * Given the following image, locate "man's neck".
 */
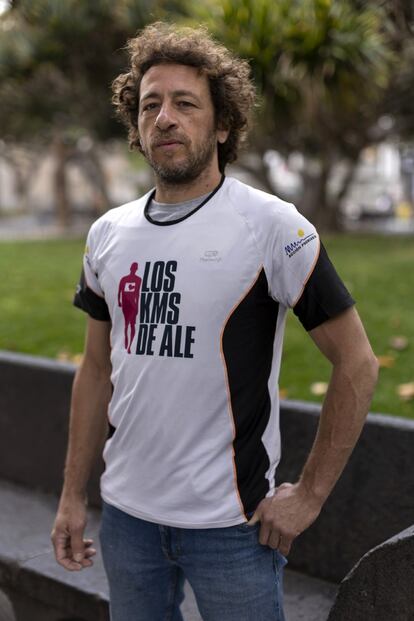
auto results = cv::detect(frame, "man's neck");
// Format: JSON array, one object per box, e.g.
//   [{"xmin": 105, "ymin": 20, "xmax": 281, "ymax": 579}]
[{"xmin": 154, "ymin": 168, "xmax": 222, "ymax": 204}]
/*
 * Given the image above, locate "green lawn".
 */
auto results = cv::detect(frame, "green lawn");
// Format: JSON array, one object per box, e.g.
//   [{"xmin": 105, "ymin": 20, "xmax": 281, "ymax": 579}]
[
  {"xmin": 1, "ymin": 234, "xmax": 413, "ymax": 418},
  {"xmin": 0, "ymin": 239, "xmax": 86, "ymax": 358},
  {"xmin": 281, "ymin": 235, "xmax": 414, "ymax": 418}
]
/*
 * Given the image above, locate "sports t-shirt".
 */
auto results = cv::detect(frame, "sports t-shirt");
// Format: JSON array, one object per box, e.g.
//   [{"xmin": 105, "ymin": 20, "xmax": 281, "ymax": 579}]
[{"xmin": 74, "ymin": 176, "xmax": 354, "ymax": 528}]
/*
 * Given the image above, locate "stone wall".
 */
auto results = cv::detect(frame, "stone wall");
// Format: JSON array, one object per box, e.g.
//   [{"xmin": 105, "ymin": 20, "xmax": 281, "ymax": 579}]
[
  {"xmin": 277, "ymin": 400, "xmax": 414, "ymax": 581},
  {"xmin": 0, "ymin": 351, "xmax": 102, "ymax": 506}
]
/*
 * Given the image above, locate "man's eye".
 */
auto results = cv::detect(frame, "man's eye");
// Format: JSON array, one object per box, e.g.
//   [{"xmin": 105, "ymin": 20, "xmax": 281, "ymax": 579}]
[
  {"xmin": 178, "ymin": 101, "xmax": 195, "ymax": 108},
  {"xmin": 142, "ymin": 103, "xmax": 158, "ymax": 112}
]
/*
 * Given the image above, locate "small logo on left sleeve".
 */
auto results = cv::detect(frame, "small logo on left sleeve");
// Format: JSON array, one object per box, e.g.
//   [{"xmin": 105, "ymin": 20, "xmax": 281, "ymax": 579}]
[{"xmin": 285, "ymin": 230, "xmax": 317, "ymax": 258}]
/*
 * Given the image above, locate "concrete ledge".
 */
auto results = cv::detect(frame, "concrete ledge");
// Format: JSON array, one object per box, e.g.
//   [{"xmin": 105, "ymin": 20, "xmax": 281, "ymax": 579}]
[
  {"xmin": 0, "ymin": 589, "xmax": 15, "ymax": 621},
  {"xmin": 0, "ymin": 479, "xmax": 108, "ymax": 621},
  {"xmin": 1, "ymin": 351, "xmax": 414, "ymax": 583},
  {"xmin": 0, "ymin": 351, "xmax": 102, "ymax": 506},
  {"xmin": 327, "ymin": 525, "xmax": 414, "ymax": 620}
]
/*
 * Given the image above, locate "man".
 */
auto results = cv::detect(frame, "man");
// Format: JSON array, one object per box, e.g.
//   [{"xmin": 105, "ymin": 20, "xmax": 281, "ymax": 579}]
[{"xmin": 51, "ymin": 22, "xmax": 378, "ymax": 621}]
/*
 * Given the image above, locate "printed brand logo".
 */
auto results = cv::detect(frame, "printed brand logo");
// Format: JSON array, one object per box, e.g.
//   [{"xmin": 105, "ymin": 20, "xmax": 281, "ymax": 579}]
[
  {"xmin": 284, "ymin": 231, "xmax": 317, "ymax": 258},
  {"xmin": 200, "ymin": 250, "xmax": 221, "ymax": 262}
]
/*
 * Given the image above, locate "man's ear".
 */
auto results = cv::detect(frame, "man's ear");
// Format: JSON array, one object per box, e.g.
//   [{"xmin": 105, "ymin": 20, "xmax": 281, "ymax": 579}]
[
  {"xmin": 217, "ymin": 127, "xmax": 229, "ymax": 144},
  {"xmin": 135, "ymin": 135, "xmax": 144, "ymax": 154}
]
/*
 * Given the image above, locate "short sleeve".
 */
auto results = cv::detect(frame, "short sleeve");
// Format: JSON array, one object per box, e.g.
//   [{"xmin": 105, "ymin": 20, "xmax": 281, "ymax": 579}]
[
  {"xmin": 265, "ymin": 204, "xmax": 320, "ymax": 308},
  {"xmin": 293, "ymin": 242, "xmax": 355, "ymax": 331},
  {"xmin": 73, "ymin": 226, "xmax": 110, "ymax": 321}
]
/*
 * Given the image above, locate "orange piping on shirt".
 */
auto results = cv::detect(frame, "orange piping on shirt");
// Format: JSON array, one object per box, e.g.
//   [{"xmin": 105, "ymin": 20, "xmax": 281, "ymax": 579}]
[
  {"xmin": 219, "ymin": 265, "xmax": 264, "ymax": 520},
  {"xmin": 291, "ymin": 236, "xmax": 321, "ymax": 308}
]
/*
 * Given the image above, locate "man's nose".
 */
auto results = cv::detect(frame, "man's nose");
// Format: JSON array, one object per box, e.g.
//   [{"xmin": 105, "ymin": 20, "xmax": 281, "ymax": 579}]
[{"xmin": 155, "ymin": 103, "xmax": 177, "ymax": 131}]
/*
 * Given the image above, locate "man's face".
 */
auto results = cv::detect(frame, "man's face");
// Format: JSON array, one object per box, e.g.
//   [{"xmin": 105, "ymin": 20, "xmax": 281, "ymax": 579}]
[{"xmin": 138, "ymin": 63, "xmax": 227, "ymax": 184}]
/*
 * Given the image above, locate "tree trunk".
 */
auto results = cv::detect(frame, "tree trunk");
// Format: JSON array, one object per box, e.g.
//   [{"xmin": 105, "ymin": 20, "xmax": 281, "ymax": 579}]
[
  {"xmin": 76, "ymin": 145, "xmax": 111, "ymax": 215},
  {"xmin": 0, "ymin": 155, "xmax": 26, "ymax": 211},
  {"xmin": 52, "ymin": 135, "xmax": 71, "ymax": 228},
  {"xmin": 299, "ymin": 157, "xmax": 358, "ymax": 232},
  {"xmin": 0, "ymin": 147, "xmax": 41, "ymax": 213},
  {"xmin": 327, "ymin": 156, "xmax": 361, "ymax": 230},
  {"xmin": 298, "ymin": 159, "xmax": 331, "ymax": 230},
  {"xmin": 335, "ymin": 157, "xmax": 359, "ymax": 206}
]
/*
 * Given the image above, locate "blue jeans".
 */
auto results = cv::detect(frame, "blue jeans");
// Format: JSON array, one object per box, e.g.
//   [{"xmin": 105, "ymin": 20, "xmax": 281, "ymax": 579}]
[{"xmin": 100, "ymin": 501, "xmax": 286, "ymax": 621}]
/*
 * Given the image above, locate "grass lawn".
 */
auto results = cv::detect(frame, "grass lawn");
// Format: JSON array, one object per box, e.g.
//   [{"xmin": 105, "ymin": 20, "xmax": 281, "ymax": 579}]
[
  {"xmin": 0, "ymin": 239, "xmax": 86, "ymax": 359},
  {"xmin": 1, "ymin": 234, "xmax": 413, "ymax": 418}
]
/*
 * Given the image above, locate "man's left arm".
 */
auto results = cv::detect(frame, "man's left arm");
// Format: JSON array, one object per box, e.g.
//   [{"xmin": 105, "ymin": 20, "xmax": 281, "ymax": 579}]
[{"xmin": 250, "ymin": 306, "xmax": 379, "ymax": 555}]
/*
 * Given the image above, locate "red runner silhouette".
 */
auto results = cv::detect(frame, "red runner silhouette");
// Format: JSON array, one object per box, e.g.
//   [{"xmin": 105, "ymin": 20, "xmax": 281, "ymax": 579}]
[{"xmin": 118, "ymin": 262, "xmax": 142, "ymax": 354}]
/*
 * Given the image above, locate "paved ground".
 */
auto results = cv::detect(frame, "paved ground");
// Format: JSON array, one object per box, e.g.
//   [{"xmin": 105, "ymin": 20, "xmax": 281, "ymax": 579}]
[
  {"xmin": 181, "ymin": 571, "xmax": 337, "ymax": 621},
  {"xmin": 0, "ymin": 480, "xmax": 337, "ymax": 620},
  {"xmin": 0, "ymin": 213, "xmax": 92, "ymax": 240},
  {"xmin": 1, "ymin": 212, "xmax": 414, "ymax": 242}
]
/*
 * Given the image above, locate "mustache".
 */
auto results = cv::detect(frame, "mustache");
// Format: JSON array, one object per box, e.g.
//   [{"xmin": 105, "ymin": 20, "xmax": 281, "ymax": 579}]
[{"xmin": 150, "ymin": 132, "xmax": 189, "ymax": 148}]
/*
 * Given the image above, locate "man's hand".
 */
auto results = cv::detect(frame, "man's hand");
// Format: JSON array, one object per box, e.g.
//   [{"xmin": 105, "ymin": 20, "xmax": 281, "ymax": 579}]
[
  {"xmin": 248, "ymin": 482, "xmax": 322, "ymax": 556},
  {"xmin": 51, "ymin": 497, "xmax": 96, "ymax": 571}
]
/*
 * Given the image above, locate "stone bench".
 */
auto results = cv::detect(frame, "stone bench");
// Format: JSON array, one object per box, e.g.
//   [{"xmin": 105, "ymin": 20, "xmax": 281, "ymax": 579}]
[{"xmin": 328, "ymin": 525, "xmax": 414, "ymax": 621}]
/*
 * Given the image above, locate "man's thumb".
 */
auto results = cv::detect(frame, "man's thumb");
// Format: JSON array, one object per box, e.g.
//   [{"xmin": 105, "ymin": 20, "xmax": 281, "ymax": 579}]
[{"xmin": 247, "ymin": 512, "xmax": 260, "ymax": 526}]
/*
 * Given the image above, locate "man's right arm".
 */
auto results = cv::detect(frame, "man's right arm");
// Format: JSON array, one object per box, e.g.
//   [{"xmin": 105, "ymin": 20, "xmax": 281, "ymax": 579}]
[{"xmin": 51, "ymin": 317, "xmax": 112, "ymax": 571}]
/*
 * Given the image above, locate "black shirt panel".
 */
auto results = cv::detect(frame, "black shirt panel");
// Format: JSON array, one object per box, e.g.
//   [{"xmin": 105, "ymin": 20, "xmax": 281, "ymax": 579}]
[
  {"xmin": 293, "ymin": 243, "xmax": 355, "ymax": 331},
  {"xmin": 222, "ymin": 268, "xmax": 279, "ymax": 514},
  {"xmin": 73, "ymin": 268, "xmax": 111, "ymax": 322}
]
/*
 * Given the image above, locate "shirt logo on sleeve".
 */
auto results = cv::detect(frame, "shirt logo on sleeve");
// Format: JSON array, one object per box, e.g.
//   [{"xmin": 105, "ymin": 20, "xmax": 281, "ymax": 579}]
[{"xmin": 285, "ymin": 230, "xmax": 317, "ymax": 258}]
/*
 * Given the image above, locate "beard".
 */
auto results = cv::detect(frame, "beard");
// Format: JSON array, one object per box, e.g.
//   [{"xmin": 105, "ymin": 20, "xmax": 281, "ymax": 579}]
[{"xmin": 142, "ymin": 131, "xmax": 217, "ymax": 185}]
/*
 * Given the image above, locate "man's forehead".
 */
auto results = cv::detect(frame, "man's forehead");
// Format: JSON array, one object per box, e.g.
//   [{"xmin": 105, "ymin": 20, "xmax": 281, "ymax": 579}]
[{"xmin": 139, "ymin": 63, "xmax": 208, "ymax": 99}]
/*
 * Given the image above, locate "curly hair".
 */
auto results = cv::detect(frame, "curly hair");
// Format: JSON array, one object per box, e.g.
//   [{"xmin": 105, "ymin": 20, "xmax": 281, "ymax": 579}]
[{"xmin": 112, "ymin": 22, "xmax": 256, "ymax": 172}]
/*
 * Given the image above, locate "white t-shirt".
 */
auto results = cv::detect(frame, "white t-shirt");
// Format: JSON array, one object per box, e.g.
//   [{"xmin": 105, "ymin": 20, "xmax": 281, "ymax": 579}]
[{"xmin": 74, "ymin": 176, "xmax": 353, "ymax": 528}]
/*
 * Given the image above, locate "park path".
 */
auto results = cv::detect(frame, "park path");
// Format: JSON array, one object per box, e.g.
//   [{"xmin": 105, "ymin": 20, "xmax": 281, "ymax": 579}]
[{"xmin": 1, "ymin": 210, "xmax": 414, "ymax": 242}]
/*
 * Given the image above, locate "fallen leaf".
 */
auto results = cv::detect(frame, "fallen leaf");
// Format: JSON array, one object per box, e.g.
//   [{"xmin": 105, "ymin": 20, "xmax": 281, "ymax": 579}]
[
  {"xmin": 310, "ymin": 382, "xmax": 328, "ymax": 396},
  {"xmin": 57, "ymin": 351, "xmax": 83, "ymax": 364},
  {"xmin": 396, "ymin": 382, "xmax": 414, "ymax": 401},
  {"xmin": 390, "ymin": 316, "xmax": 401, "ymax": 329},
  {"xmin": 377, "ymin": 355, "xmax": 395, "ymax": 368},
  {"xmin": 389, "ymin": 336, "xmax": 409, "ymax": 351},
  {"xmin": 279, "ymin": 388, "xmax": 288, "ymax": 399}
]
